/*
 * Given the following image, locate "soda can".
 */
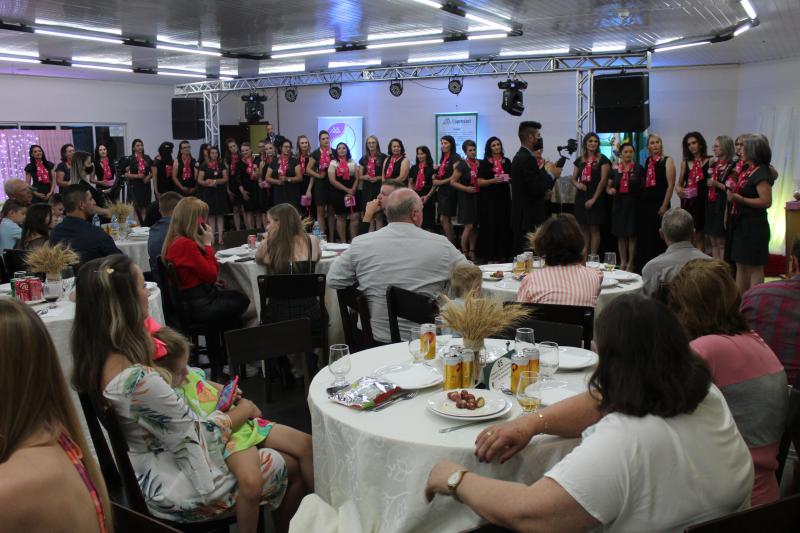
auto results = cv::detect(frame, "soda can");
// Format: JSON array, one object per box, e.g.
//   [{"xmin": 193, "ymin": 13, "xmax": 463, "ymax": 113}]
[
  {"xmin": 247, "ymin": 234, "xmax": 257, "ymax": 249},
  {"xmin": 443, "ymin": 351, "xmax": 462, "ymax": 391},
  {"xmin": 510, "ymin": 350, "xmax": 531, "ymax": 394},
  {"xmin": 14, "ymin": 278, "xmax": 31, "ymax": 302},
  {"xmin": 524, "ymin": 346, "xmax": 540, "ymax": 375},
  {"xmin": 27, "ymin": 277, "xmax": 43, "ymax": 301},
  {"xmin": 461, "ymin": 349, "xmax": 475, "ymax": 388},
  {"xmin": 10, "ymin": 277, "xmax": 21, "ymax": 297},
  {"xmin": 421, "ymin": 323, "xmax": 436, "ymax": 360}
]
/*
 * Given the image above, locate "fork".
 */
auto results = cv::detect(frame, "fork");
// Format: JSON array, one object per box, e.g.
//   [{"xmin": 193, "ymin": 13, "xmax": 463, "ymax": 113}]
[{"xmin": 372, "ymin": 391, "xmax": 419, "ymax": 411}]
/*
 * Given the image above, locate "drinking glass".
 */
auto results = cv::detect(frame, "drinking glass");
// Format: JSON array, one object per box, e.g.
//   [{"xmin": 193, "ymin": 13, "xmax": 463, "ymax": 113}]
[
  {"xmin": 587, "ymin": 254, "xmax": 600, "ymax": 267},
  {"xmin": 523, "ymin": 251, "xmax": 533, "ymax": 271},
  {"xmin": 435, "ymin": 316, "xmax": 452, "ymax": 357},
  {"xmin": 61, "ymin": 266, "xmax": 75, "ymax": 295},
  {"xmin": 514, "ymin": 327, "xmax": 535, "ymax": 355},
  {"xmin": 531, "ymin": 256, "xmax": 543, "ymax": 269},
  {"xmin": 604, "ymin": 252, "xmax": 617, "ymax": 271},
  {"xmin": 516, "ymin": 371, "xmax": 541, "ymax": 413},
  {"xmin": 319, "ymin": 233, "xmax": 328, "ymax": 248},
  {"xmin": 407, "ymin": 326, "xmax": 425, "ymax": 364},
  {"xmin": 512, "ymin": 254, "xmax": 527, "ymax": 277},
  {"xmin": 539, "ymin": 341, "xmax": 560, "ymax": 380},
  {"xmin": 43, "ymin": 278, "xmax": 62, "ymax": 309},
  {"xmin": 329, "ymin": 344, "xmax": 351, "ymax": 386}
]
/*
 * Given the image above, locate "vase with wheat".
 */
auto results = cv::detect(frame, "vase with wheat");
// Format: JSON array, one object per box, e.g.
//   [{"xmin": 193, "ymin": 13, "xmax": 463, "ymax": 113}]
[
  {"xmin": 108, "ymin": 202, "xmax": 135, "ymax": 238},
  {"xmin": 438, "ymin": 293, "xmax": 530, "ymax": 385},
  {"xmin": 24, "ymin": 243, "xmax": 81, "ymax": 301}
]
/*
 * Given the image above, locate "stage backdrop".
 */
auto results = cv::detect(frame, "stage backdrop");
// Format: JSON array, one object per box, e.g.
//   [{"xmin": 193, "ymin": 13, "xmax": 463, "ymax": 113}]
[
  {"xmin": 435, "ymin": 112, "xmax": 478, "ymax": 163},
  {"xmin": 0, "ymin": 129, "xmax": 74, "ymax": 200},
  {"xmin": 317, "ymin": 116, "xmax": 364, "ymax": 163}
]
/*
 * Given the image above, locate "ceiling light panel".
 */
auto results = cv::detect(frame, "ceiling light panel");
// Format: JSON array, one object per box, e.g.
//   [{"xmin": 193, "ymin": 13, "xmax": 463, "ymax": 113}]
[{"xmin": 272, "ymin": 39, "xmax": 335, "ymax": 52}]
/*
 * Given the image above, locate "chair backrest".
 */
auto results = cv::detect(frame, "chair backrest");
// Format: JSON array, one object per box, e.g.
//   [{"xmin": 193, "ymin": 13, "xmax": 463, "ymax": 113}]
[
  {"xmin": 684, "ymin": 493, "xmax": 800, "ymax": 532},
  {"xmin": 776, "ymin": 385, "xmax": 800, "ymax": 483},
  {"xmin": 336, "ymin": 285, "xmax": 377, "ymax": 351},
  {"xmin": 256, "ymin": 273, "xmax": 326, "ymax": 322},
  {"xmin": 156, "ymin": 256, "xmax": 189, "ymax": 331},
  {"xmin": 656, "ymin": 281, "xmax": 672, "ymax": 304},
  {"xmin": 498, "ymin": 318, "xmax": 583, "ymax": 348},
  {"xmin": 386, "ymin": 285, "xmax": 439, "ymax": 343},
  {"xmin": 3, "ymin": 248, "xmax": 28, "ymax": 274},
  {"xmin": 221, "ymin": 229, "xmax": 258, "ymax": 249},
  {"xmin": 225, "ymin": 318, "xmax": 314, "ymax": 368},
  {"xmin": 112, "ymin": 502, "xmax": 181, "ymax": 533},
  {"xmin": 0, "ymin": 254, "xmax": 8, "ymax": 284},
  {"xmin": 77, "ymin": 392, "xmax": 122, "ymax": 493},
  {"xmin": 503, "ymin": 302, "xmax": 594, "ymax": 348}
]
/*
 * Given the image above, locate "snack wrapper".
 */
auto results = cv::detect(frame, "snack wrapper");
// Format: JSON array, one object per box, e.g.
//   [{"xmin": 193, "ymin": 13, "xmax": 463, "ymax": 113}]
[{"xmin": 329, "ymin": 376, "xmax": 402, "ymax": 410}]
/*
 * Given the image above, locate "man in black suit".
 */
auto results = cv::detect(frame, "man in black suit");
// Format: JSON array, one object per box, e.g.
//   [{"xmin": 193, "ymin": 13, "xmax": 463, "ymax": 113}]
[{"xmin": 511, "ymin": 120, "xmax": 555, "ymax": 254}]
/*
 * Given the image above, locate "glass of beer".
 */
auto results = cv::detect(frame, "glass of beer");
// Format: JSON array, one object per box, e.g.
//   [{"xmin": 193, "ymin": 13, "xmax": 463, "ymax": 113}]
[
  {"xmin": 516, "ymin": 371, "xmax": 541, "ymax": 413},
  {"xmin": 587, "ymin": 254, "xmax": 600, "ymax": 268},
  {"xmin": 604, "ymin": 252, "xmax": 617, "ymax": 271},
  {"xmin": 407, "ymin": 326, "xmax": 425, "ymax": 364},
  {"xmin": 513, "ymin": 254, "xmax": 527, "ymax": 277}
]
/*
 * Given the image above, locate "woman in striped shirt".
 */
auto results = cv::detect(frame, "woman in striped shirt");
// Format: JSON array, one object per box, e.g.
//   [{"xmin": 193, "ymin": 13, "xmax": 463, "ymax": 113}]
[{"xmin": 517, "ymin": 214, "xmax": 603, "ymax": 308}]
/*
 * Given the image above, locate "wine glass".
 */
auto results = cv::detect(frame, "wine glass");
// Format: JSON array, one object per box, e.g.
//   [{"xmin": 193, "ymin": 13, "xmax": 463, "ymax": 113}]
[
  {"xmin": 587, "ymin": 254, "xmax": 600, "ymax": 267},
  {"xmin": 407, "ymin": 326, "xmax": 425, "ymax": 364},
  {"xmin": 539, "ymin": 341, "xmax": 560, "ymax": 381},
  {"xmin": 516, "ymin": 371, "xmax": 541, "ymax": 413},
  {"xmin": 435, "ymin": 316, "xmax": 452, "ymax": 357},
  {"xmin": 329, "ymin": 344, "xmax": 351, "ymax": 386},
  {"xmin": 531, "ymin": 256, "xmax": 543, "ymax": 269},
  {"xmin": 604, "ymin": 252, "xmax": 617, "ymax": 271},
  {"xmin": 61, "ymin": 266, "xmax": 75, "ymax": 296},
  {"xmin": 43, "ymin": 278, "xmax": 62, "ymax": 309},
  {"xmin": 515, "ymin": 327, "xmax": 535, "ymax": 355}
]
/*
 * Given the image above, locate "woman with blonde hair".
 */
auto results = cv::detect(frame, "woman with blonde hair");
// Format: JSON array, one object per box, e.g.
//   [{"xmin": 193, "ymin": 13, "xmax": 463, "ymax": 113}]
[
  {"xmin": 637, "ymin": 133, "xmax": 676, "ymax": 269},
  {"xmin": 704, "ymin": 135, "xmax": 735, "ymax": 260},
  {"xmin": 0, "ymin": 299, "xmax": 111, "ymax": 532}
]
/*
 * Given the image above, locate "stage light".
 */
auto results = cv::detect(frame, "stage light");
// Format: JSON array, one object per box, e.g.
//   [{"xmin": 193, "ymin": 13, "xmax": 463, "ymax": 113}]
[
  {"xmin": 498, "ymin": 78, "xmax": 527, "ymax": 116},
  {"xmin": 242, "ymin": 91, "xmax": 267, "ymax": 123},
  {"xmin": 329, "ymin": 84, "xmax": 342, "ymax": 100},
  {"xmin": 285, "ymin": 87, "xmax": 298, "ymax": 102},
  {"xmin": 448, "ymin": 78, "xmax": 463, "ymax": 95},
  {"xmin": 389, "ymin": 80, "xmax": 403, "ymax": 97}
]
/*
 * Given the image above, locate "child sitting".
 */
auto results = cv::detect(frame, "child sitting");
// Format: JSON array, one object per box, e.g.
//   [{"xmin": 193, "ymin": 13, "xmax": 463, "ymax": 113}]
[{"xmin": 449, "ymin": 263, "xmax": 483, "ymax": 306}]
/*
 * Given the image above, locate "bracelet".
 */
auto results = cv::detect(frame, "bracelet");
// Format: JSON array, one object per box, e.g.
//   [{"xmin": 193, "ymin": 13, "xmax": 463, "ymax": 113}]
[{"xmin": 536, "ymin": 411, "xmax": 548, "ymax": 433}]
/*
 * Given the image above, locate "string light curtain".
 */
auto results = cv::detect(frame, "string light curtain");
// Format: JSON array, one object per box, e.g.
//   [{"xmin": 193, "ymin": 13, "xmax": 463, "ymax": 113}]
[{"xmin": 0, "ymin": 129, "xmax": 74, "ymax": 200}]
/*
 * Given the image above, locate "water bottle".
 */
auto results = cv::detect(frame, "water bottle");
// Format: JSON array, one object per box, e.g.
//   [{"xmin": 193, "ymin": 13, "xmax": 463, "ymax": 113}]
[
  {"xmin": 92, "ymin": 214, "xmax": 101, "ymax": 227},
  {"xmin": 312, "ymin": 221, "xmax": 321, "ymax": 238},
  {"xmin": 110, "ymin": 215, "xmax": 120, "ymax": 240}
]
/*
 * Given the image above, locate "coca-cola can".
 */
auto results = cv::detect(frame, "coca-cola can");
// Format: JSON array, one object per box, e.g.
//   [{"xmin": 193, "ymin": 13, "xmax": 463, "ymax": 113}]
[
  {"xmin": 27, "ymin": 277, "xmax": 43, "ymax": 301},
  {"xmin": 14, "ymin": 278, "xmax": 31, "ymax": 302}
]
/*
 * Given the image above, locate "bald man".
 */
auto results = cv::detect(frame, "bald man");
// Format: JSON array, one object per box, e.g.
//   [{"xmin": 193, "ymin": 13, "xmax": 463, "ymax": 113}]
[
  {"xmin": 4, "ymin": 179, "xmax": 33, "ymax": 207},
  {"xmin": 328, "ymin": 188, "xmax": 469, "ymax": 342}
]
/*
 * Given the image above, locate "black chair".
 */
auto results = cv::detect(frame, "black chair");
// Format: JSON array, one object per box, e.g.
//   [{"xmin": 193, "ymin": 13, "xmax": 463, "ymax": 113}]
[
  {"xmin": 776, "ymin": 385, "xmax": 800, "ymax": 484},
  {"xmin": 386, "ymin": 285, "xmax": 439, "ymax": 343},
  {"xmin": 221, "ymin": 229, "xmax": 258, "ymax": 249},
  {"xmin": 77, "ymin": 392, "xmax": 124, "ymax": 505},
  {"xmin": 0, "ymin": 255, "xmax": 8, "ymax": 284},
  {"xmin": 257, "ymin": 273, "xmax": 328, "ymax": 371},
  {"xmin": 336, "ymin": 285, "xmax": 378, "ymax": 352},
  {"xmin": 3, "ymin": 248, "xmax": 28, "ymax": 275},
  {"xmin": 684, "ymin": 493, "xmax": 800, "ymax": 532},
  {"xmin": 112, "ymin": 502, "xmax": 181, "ymax": 533},
  {"xmin": 225, "ymin": 318, "xmax": 314, "ymax": 402},
  {"xmin": 502, "ymin": 302, "xmax": 594, "ymax": 348}
]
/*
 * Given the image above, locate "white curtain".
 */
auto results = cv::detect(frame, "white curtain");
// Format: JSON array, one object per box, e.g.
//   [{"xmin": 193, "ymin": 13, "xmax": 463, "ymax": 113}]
[{"xmin": 756, "ymin": 106, "xmax": 800, "ymax": 254}]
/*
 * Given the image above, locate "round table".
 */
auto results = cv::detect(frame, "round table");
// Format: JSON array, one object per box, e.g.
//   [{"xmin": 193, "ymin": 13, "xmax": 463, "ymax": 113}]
[
  {"xmin": 481, "ymin": 268, "xmax": 644, "ymax": 319},
  {"xmin": 308, "ymin": 339, "xmax": 588, "ymax": 533},
  {"xmin": 116, "ymin": 238, "xmax": 151, "ymax": 273}
]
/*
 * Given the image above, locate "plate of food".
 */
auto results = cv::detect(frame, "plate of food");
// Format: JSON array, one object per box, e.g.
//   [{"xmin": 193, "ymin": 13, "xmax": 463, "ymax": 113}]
[
  {"xmin": 482, "ymin": 271, "xmax": 506, "ymax": 282},
  {"xmin": 427, "ymin": 388, "xmax": 509, "ymax": 419},
  {"xmin": 372, "ymin": 362, "xmax": 443, "ymax": 389}
]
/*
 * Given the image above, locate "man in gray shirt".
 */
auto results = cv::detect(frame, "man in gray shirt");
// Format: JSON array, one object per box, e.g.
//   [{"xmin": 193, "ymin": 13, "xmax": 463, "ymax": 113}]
[
  {"xmin": 327, "ymin": 188, "xmax": 469, "ymax": 342},
  {"xmin": 642, "ymin": 208, "xmax": 710, "ymax": 297}
]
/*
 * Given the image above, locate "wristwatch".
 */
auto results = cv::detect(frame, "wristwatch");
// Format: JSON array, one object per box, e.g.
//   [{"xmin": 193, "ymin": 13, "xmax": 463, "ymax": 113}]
[{"xmin": 447, "ymin": 469, "xmax": 470, "ymax": 498}]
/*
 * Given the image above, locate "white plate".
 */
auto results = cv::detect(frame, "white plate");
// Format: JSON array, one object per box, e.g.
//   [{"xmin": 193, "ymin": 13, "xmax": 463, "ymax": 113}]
[
  {"xmin": 430, "ymin": 395, "xmax": 513, "ymax": 422},
  {"xmin": 482, "ymin": 272, "xmax": 505, "ymax": 282},
  {"xmin": 479, "ymin": 263, "xmax": 512, "ymax": 272},
  {"xmin": 320, "ymin": 250, "xmax": 337, "ymax": 259},
  {"xmin": 428, "ymin": 388, "xmax": 508, "ymax": 418},
  {"xmin": 324, "ymin": 243, "xmax": 349, "ymax": 251},
  {"xmin": 558, "ymin": 346, "xmax": 599, "ymax": 370},
  {"xmin": 217, "ymin": 246, "xmax": 250, "ymax": 257},
  {"xmin": 601, "ymin": 277, "xmax": 619, "ymax": 289},
  {"xmin": 538, "ymin": 383, "xmax": 584, "ymax": 406},
  {"xmin": 604, "ymin": 270, "xmax": 638, "ymax": 282},
  {"xmin": 372, "ymin": 362, "xmax": 442, "ymax": 389}
]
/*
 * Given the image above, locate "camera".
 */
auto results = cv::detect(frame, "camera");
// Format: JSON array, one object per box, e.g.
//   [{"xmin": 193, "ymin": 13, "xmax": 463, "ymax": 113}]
[{"xmin": 557, "ymin": 139, "xmax": 579, "ymax": 155}]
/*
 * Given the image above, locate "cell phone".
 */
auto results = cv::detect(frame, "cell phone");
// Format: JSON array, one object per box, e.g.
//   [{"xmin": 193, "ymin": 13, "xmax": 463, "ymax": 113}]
[{"xmin": 215, "ymin": 376, "xmax": 239, "ymax": 412}]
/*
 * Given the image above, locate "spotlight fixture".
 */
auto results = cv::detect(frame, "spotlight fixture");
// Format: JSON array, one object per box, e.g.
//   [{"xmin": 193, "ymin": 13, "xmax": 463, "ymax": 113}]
[
  {"xmin": 242, "ymin": 91, "xmax": 267, "ymax": 123},
  {"xmin": 389, "ymin": 80, "xmax": 403, "ymax": 97},
  {"xmin": 448, "ymin": 78, "xmax": 463, "ymax": 95},
  {"xmin": 329, "ymin": 84, "xmax": 342, "ymax": 100},
  {"xmin": 284, "ymin": 86, "xmax": 298, "ymax": 102},
  {"xmin": 498, "ymin": 78, "xmax": 527, "ymax": 116}
]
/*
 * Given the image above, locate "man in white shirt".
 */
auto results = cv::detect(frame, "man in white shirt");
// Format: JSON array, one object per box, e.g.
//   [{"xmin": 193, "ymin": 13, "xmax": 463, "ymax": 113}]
[{"xmin": 327, "ymin": 188, "xmax": 468, "ymax": 342}]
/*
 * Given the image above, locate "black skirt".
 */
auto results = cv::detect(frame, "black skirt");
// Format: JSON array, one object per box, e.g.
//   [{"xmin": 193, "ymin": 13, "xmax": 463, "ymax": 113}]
[
  {"xmin": 704, "ymin": 196, "xmax": 726, "ymax": 237},
  {"xmin": 731, "ymin": 212, "xmax": 770, "ymax": 266},
  {"xmin": 183, "ymin": 284, "xmax": 249, "ymax": 325},
  {"xmin": 457, "ymin": 189, "xmax": 479, "ymax": 225},
  {"xmin": 199, "ymin": 185, "xmax": 230, "ymax": 215},
  {"xmin": 127, "ymin": 180, "xmax": 151, "ymax": 209},
  {"xmin": 360, "ymin": 179, "xmax": 382, "ymax": 210},
  {"xmin": 611, "ymin": 193, "xmax": 637, "ymax": 238},
  {"xmin": 437, "ymin": 185, "xmax": 457, "ymax": 217},
  {"xmin": 574, "ymin": 188, "xmax": 606, "ymax": 225},
  {"xmin": 312, "ymin": 178, "xmax": 331, "ymax": 205}
]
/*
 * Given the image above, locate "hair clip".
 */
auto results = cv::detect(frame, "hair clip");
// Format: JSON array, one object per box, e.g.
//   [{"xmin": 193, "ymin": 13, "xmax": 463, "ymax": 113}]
[{"xmin": 105, "ymin": 267, "xmax": 115, "ymax": 275}]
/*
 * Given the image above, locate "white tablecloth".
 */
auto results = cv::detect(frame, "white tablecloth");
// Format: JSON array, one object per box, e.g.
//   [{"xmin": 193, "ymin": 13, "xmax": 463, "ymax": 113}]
[
  {"xmin": 216, "ymin": 248, "xmax": 344, "ymax": 344},
  {"xmin": 117, "ymin": 238, "xmax": 151, "ymax": 273},
  {"xmin": 309, "ymin": 339, "xmax": 588, "ymax": 533}
]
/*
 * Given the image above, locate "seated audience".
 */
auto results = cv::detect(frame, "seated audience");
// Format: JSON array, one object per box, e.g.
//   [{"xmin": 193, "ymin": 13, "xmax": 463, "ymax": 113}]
[
  {"xmin": 516, "ymin": 214, "xmax": 603, "ymax": 307},
  {"xmin": 0, "ymin": 299, "xmax": 111, "ymax": 532},
  {"xmin": 426, "ymin": 294, "xmax": 753, "ymax": 531},
  {"xmin": 3, "ymin": 178, "xmax": 32, "ymax": 207},
  {"xmin": 147, "ymin": 191, "xmax": 182, "ymax": 281},
  {"xmin": 70, "ymin": 255, "xmax": 304, "ymax": 531},
  {"xmin": 49, "ymin": 185, "xmax": 121, "ymax": 262},
  {"xmin": 328, "ymin": 188, "xmax": 468, "ymax": 342},
  {"xmin": 16, "ymin": 203, "xmax": 52, "ymax": 250},
  {"xmin": 741, "ymin": 236, "xmax": 800, "ymax": 385},
  {"xmin": 362, "ymin": 178, "xmax": 405, "ymax": 225},
  {"xmin": 641, "ymin": 207, "xmax": 709, "ymax": 297},
  {"xmin": 669, "ymin": 258, "xmax": 786, "ymax": 506},
  {"xmin": 450, "ymin": 263, "xmax": 482, "ymax": 305},
  {"xmin": 0, "ymin": 200, "xmax": 26, "ymax": 251}
]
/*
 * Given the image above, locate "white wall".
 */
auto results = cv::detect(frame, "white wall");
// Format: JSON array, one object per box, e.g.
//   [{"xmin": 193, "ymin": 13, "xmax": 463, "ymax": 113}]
[{"xmin": 736, "ymin": 56, "xmax": 800, "ymax": 134}]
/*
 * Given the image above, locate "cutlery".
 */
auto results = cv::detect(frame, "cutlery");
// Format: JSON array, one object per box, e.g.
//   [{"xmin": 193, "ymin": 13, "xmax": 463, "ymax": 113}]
[
  {"xmin": 373, "ymin": 391, "xmax": 419, "ymax": 411},
  {"xmin": 439, "ymin": 420, "xmax": 490, "ymax": 433}
]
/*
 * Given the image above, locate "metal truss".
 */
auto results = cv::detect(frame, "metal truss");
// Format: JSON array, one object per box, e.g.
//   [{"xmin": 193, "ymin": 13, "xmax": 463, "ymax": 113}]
[
  {"xmin": 576, "ymin": 70, "xmax": 594, "ymax": 148},
  {"xmin": 202, "ymin": 92, "xmax": 221, "ymax": 147}
]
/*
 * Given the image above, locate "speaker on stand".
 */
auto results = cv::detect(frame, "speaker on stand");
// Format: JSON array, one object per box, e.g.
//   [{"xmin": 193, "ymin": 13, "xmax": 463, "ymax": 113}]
[
  {"xmin": 593, "ymin": 73, "xmax": 650, "ymax": 133},
  {"xmin": 172, "ymin": 98, "xmax": 205, "ymax": 139}
]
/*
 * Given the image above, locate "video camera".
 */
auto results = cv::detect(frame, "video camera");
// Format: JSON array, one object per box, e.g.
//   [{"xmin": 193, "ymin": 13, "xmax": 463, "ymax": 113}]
[{"xmin": 555, "ymin": 139, "xmax": 578, "ymax": 168}]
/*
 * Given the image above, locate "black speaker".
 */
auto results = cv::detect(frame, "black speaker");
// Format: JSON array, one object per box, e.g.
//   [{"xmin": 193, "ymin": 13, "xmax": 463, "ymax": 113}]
[
  {"xmin": 171, "ymin": 98, "xmax": 204, "ymax": 139},
  {"xmin": 593, "ymin": 73, "xmax": 650, "ymax": 132}
]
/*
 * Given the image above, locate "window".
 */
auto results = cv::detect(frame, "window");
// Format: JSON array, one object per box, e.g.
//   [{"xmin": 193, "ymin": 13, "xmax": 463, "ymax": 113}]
[{"xmin": 61, "ymin": 125, "xmax": 94, "ymax": 153}]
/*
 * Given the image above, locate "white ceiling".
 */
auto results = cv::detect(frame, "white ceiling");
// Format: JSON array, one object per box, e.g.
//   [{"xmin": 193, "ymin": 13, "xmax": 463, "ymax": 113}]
[{"xmin": 0, "ymin": 0, "xmax": 797, "ymax": 85}]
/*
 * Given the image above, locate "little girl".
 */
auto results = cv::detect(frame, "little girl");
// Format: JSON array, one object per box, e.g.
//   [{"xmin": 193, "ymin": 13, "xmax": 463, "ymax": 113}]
[{"xmin": 148, "ymin": 322, "xmax": 314, "ymax": 533}]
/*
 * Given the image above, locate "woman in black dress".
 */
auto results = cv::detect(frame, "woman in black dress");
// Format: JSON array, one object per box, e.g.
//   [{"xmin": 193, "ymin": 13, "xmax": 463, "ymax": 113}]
[
  {"xmin": 409, "ymin": 145, "xmax": 436, "ymax": 231},
  {"xmin": 23, "ymin": 144, "xmax": 55, "ymax": 203},
  {"xmin": 452, "ymin": 140, "xmax": 479, "ymax": 260},
  {"xmin": 268, "ymin": 138, "xmax": 303, "ymax": 212},
  {"xmin": 434, "ymin": 135, "xmax": 461, "ymax": 245},
  {"xmin": 358, "ymin": 135, "xmax": 386, "ymax": 231},
  {"xmin": 327, "ymin": 143, "xmax": 359, "ymax": 243},
  {"xmin": 197, "ymin": 145, "xmax": 229, "ymax": 245},
  {"xmin": 383, "ymin": 138, "xmax": 410, "ymax": 184},
  {"xmin": 477, "ymin": 136, "xmax": 512, "ymax": 261},
  {"xmin": 571, "ymin": 133, "xmax": 610, "ymax": 255},
  {"xmin": 172, "ymin": 140, "xmax": 198, "ymax": 197},
  {"xmin": 676, "ymin": 131, "xmax": 710, "ymax": 250},
  {"xmin": 636, "ymin": 133, "xmax": 676, "ymax": 272},
  {"xmin": 123, "ymin": 138, "xmax": 152, "ymax": 223},
  {"xmin": 296, "ymin": 135, "xmax": 314, "ymax": 218},
  {"xmin": 704, "ymin": 135, "xmax": 735, "ymax": 260},
  {"xmin": 151, "ymin": 141, "xmax": 175, "ymax": 198},
  {"xmin": 728, "ymin": 134, "xmax": 775, "ymax": 293},
  {"xmin": 224, "ymin": 138, "xmax": 243, "ymax": 231},
  {"xmin": 607, "ymin": 143, "xmax": 643, "ymax": 272},
  {"xmin": 256, "ymin": 142, "xmax": 276, "ymax": 228},
  {"xmin": 234, "ymin": 142, "xmax": 258, "ymax": 230},
  {"xmin": 92, "ymin": 144, "xmax": 117, "ymax": 201},
  {"xmin": 197, "ymin": 143, "xmax": 210, "ymax": 167},
  {"xmin": 55, "ymin": 143, "xmax": 74, "ymax": 189},
  {"xmin": 307, "ymin": 130, "xmax": 335, "ymax": 240}
]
